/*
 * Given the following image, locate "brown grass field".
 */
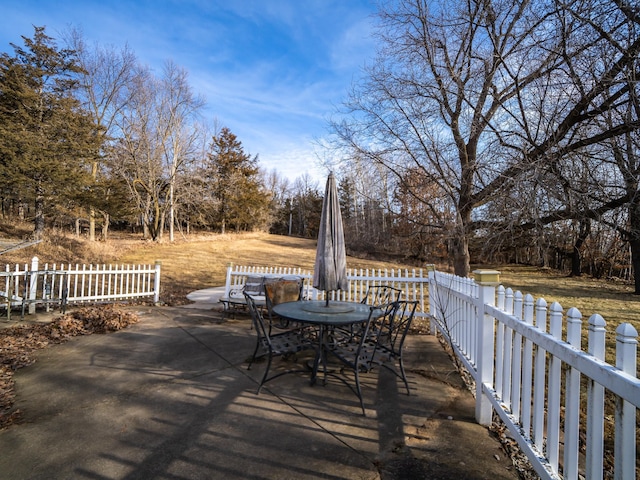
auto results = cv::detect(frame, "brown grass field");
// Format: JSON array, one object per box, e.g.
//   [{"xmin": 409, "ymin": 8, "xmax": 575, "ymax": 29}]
[{"xmin": 1, "ymin": 228, "xmax": 638, "ymax": 363}]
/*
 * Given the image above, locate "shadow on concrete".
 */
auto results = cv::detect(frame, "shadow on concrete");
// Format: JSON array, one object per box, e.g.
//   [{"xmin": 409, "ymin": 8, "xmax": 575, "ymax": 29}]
[{"xmin": 0, "ymin": 303, "xmax": 519, "ymax": 479}]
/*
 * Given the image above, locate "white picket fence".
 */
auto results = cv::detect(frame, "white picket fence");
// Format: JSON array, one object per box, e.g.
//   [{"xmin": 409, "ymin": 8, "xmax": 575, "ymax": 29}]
[
  {"xmin": 223, "ymin": 264, "xmax": 430, "ymax": 318},
  {"xmin": 429, "ymin": 269, "xmax": 639, "ymax": 480},
  {"xmin": 1, "ymin": 256, "xmax": 161, "ymax": 316},
  {"xmin": 5, "ymin": 258, "xmax": 637, "ymax": 478}
]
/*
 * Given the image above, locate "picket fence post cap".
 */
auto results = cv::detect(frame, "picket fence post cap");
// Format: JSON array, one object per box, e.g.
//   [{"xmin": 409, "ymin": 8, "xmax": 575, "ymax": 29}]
[{"xmin": 472, "ymin": 269, "xmax": 500, "ymax": 285}]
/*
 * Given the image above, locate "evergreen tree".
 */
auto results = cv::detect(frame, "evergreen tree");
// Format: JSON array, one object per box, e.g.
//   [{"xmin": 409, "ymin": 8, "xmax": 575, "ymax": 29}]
[
  {"xmin": 205, "ymin": 127, "xmax": 269, "ymax": 233},
  {"xmin": 0, "ymin": 26, "xmax": 100, "ymax": 238}
]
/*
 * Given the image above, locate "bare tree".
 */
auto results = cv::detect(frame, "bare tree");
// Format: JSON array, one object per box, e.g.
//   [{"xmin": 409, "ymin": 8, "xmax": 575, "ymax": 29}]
[
  {"xmin": 290, "ymin": 174, "xmax": 322, "ymax": 238},
  {"xmin": 489, "ymin": 0, "xmax": 640, "ymax": 291},
  {"xmin": 112, "ymin": 67, "xmax": 167, "ymax": 240},
  {"xmin": 69, "ymin": 29, "xmax": 138, "ymax": 240},
  {"xmin": 110, "ymin": 61, "xmax": 205, "ymax": 241},
  {"xmin": 331, "ymin": 0, "xmax": 640, "ymax": 283},
  {"xmin": 262, "ymin": 168, "xmax": 291, "ymax": 233},
  {"xmin": 334, "ymin": 158, "xmax": 394, "ymax": 252},
  {"xmin": 157, "ymin": 60, "xmax": 205, "ymax": 242}
]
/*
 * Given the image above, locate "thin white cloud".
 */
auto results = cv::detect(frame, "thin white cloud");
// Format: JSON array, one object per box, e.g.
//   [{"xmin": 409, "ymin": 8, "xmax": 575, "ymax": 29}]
[
  {"xmin": 330, "ymin": 17, "xmax": 377, "ymax": 72},
  {"xmin": 1, "ymin": 0, "xmax": 378, "ymax": 183}
]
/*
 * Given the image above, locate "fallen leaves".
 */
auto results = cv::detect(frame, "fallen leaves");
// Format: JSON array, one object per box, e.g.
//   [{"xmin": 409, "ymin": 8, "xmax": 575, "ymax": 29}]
[{"xmin": 0, "ymin": 305, "xmax": 139, "ymax": 430}]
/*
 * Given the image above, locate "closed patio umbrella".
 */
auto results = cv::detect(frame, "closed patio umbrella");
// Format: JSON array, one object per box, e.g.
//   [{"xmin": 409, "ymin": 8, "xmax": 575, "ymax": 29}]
[{"xmin": 313, "ymin": 172, "xmax": 348, "ymax": 307}]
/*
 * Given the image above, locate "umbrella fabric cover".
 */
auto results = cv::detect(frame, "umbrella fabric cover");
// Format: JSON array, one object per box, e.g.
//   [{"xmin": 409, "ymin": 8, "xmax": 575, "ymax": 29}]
[{"xmin": 313, "ymin": 173, "xmax": 348, "ymax": 293}]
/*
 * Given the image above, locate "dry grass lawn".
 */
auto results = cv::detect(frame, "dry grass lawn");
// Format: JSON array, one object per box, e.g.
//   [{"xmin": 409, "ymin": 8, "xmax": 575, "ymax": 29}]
[
  {"xmin": 476, "ymin": 265, "xmax": 639, "ymax": 365},
  {"xmin": 118, "ymin": 233, "xmax": 640, "ymax": 360},
  {"xmin": 2, "ymin": 228, "xmax": 638, "ymax": 356},
  {"xmin": 116, "ymin": 232, "xmax": 419, "ymax": 304},
  {"xmin": 1, "ymin": 230, "xmax": 422, "ymax": 306},
  {"xmin": 481, "ymin": 264, "xmax": 640, "ymax": 329}
]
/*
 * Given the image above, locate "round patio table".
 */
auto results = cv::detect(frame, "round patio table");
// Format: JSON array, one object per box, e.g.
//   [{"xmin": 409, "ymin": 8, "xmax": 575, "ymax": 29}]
[
  {"xmin": 273, "ymin": 300, "xmax": 374, "ymax": 325},
  {"xmin": 272, "ymin": 300, "xmax": 379, "ymax": 384}
]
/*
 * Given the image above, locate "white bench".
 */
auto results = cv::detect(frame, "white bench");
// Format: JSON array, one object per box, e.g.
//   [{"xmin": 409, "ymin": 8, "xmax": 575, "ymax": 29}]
[
  {"xmin": 218, "ymin": 268, "xmax": 321, "ymax": 319},
  {"xmin": 219, "ymin": 275, "xmax": 267, "ymax": 316}
]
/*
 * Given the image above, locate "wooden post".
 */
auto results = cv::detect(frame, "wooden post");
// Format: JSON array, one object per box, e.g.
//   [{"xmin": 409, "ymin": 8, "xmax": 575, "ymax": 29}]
[
  {"xmin": 154, "ymin": 261, "xmax": 161, "ymax": 305},
  {"xmin": 28, "ymin": 256, "xmax": 39, "ymax": 315},
  {"xmin": 586, "ymin": 313, "xmax": 606, "ymax": 479},
  {"xmin": 614, "ymin": 322, "xmax": 638, "ymax": 479},
  {"xmin": 473, "ymin": 269, "xmax": 500, "ymax": 426},
  {"xmin": 224, "ymin": 263, "xmax": 233, "ymax": 299}
]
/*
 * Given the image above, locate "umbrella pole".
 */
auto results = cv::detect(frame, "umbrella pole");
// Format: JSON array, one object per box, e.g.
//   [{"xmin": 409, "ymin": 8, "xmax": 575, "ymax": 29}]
[{"xmin": 325, "ymin": 295, "xmax": 329, "ymax": 307}]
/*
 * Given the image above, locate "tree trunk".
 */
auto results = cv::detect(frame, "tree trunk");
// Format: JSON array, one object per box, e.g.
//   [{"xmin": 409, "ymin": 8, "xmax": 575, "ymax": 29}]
[
  {"xmin": 142, "ymin": 214, "xmax": 150, "ymax": 240},
  {"xmin": 101, "ymin": 212, "xmax": 110, "ymax": 240},
  {"xmin": 451, "ymin": 234, "xmax": 470, "ymax": 277},
  {"xmin": 169, "ymin": 182, "xmax": 175, "ymax": 242},
  {"xmin": 89, "ymin": 207, "xmax": 96, "ymax": 242},
  {"xmin": 630, "ymin": 200, "xmax": 640, "ymax": 294},
  {"xmin": 450, "ymin": 214, "xmax": 470, "ymax": 277},
  {"xmin": 571, "ymin": 245, "xmax": 582, "ymax": 276},
  {"xmin": 631, "ymin": 237, "xmax": 640, "ymax": 295},
  {"xmin": 571, "ymin": 219, "xmax": 591, "ymax": 276},
  {"xmin": 158, "ymin": 209, "xmax": 165, "ymax": 241},
  {"xmin": 453, "ymin": 193, "xmax": 472, "ymax": 277},
  {"xmin": 33, "ymin": 183, "xmax": 45, "ymax": 240},
  {"xmin": 89, "ymin": 159, "xmax": 99, "ymax": 242}
]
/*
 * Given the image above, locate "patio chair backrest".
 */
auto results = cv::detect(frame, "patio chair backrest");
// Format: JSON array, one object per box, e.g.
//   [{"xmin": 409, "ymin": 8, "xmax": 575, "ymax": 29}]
[
  {"xmin": 377, "ymin": 300, "xmax": 418, "ymax": 354},
  {"xmin": 244, "ymin": 291, "xmax": 271, "ymax": 349},
  {"xmin": 360, "ymin": 285, "xmax": 402, "ymax": 307},
  {"xmin": 263, "ymin": 276, "xmax": 304, "ymax": 330},
  {"xmin": 243, "ymin": 275, "xmax": 265, "ymax": 296},
  {"xmin": 244, "ymin": 291, "xmax": 312, "ymax": 394}
]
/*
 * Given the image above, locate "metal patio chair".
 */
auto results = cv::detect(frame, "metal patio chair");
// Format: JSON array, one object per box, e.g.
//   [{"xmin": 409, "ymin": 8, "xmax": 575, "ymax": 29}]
[
  {"xmin": 324, "ymin": 302, "xmax": 396, "ymax": 415},
  {"xmin": 245, "ymin": 292, "xmax": 313, "ymax": 393},
  {"xmin": 335, "ymin": 284, "xmax": 403, "ymax": 342},
  {"xmin": 372, "ymin": 299, "xmax": 418, "ymax": 395},
  {"xmin": 220, "ymin": 275, "xmax": 265, "ymax": 318}
]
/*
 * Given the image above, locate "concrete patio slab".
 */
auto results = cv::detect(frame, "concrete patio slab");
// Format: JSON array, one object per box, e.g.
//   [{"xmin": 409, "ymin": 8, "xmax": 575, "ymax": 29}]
[{"xmin": 0, "ymin": 301, "xmax": 519, "ymax": 479}]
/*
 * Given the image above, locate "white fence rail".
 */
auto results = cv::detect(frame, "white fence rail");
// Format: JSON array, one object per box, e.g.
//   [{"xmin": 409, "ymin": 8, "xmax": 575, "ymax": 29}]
[
  {"xmin": 223, "ymin": 264, "xmax": 430, "ymax": 318},
  {"xmin": 429, "ymin": 269, "xmax": 639, "ymax": 480},
  {"xmin": 1, "ymin": 257, "xmax": 161, "ymax": 316}
]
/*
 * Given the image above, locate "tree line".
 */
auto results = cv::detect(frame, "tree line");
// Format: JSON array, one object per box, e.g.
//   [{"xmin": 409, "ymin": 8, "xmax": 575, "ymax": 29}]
[{"xmin": 0, "ymin": 26, "xmax": 324, "ymax": 243}]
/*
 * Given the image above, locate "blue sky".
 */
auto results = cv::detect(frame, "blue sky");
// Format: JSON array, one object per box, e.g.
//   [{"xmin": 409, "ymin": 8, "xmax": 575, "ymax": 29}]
[{"xmin": 1, "ymin": 0, "xmax": 379, "ymax": 184}]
